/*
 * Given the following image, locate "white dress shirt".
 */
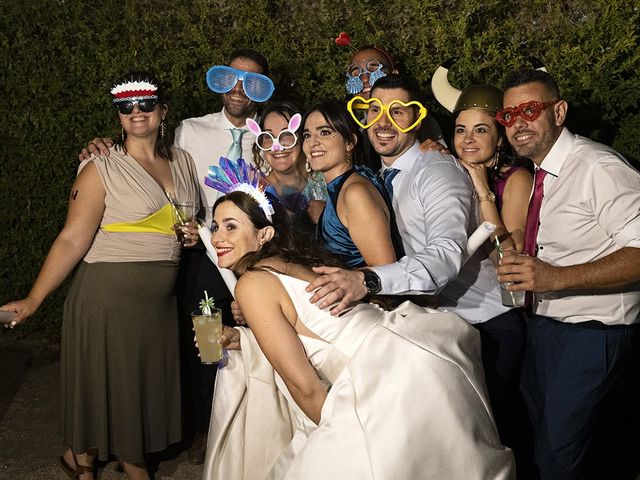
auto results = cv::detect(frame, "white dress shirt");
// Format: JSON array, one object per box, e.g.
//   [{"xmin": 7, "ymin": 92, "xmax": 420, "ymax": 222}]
[
  {"xmin": 371, "ymin": 142, "xmax": 472, "ymax": 295},
  {"xmin": 174, "ymin": 108, "xmax": 256, "ymax": 225},
  {"xmin": 534, "ymin": 128, "xmax": 640, "ymax": 325}
]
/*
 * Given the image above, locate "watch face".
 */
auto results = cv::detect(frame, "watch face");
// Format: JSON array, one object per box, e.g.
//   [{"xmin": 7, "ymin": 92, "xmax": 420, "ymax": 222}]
[{"xmin": 363, "ymin": 270, "xmax": 381, "ymax": 294}]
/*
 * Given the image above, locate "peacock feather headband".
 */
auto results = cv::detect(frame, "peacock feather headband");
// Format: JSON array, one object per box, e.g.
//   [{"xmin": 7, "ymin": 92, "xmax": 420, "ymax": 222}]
[{"xmin": 204, "ymin": 157, "xmax": 274, "ymax": 222}]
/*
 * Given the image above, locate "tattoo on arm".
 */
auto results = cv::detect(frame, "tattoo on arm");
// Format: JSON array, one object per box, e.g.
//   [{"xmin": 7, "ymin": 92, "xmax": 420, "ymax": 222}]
[{"xmin": 71, "ymin": 189, "xmax": 79, "ymax": 200}]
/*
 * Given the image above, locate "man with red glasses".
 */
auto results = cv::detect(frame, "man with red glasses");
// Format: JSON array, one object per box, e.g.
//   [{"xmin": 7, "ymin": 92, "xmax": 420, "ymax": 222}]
[{"xmin": 496, "ymin": 69, "xmax": 640, "ymax": 479}]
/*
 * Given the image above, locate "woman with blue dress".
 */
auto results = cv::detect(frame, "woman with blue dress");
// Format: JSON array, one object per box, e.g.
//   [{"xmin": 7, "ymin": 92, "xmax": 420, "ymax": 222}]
[{"xmin": 301, "ymin": 100, "xmax": 403, "ymax": 268}]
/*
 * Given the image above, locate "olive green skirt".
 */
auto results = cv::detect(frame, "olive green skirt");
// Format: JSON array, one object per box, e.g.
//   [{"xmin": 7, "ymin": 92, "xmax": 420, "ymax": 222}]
[{"xmin": 60, "ymin": 261, "xmax": 181, "ymax": 463}]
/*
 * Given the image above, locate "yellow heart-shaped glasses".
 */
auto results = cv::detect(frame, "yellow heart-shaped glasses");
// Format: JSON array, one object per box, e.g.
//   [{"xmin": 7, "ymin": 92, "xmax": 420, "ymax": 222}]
[{"xmin": 347, "ymin": 96, "xmax": 427, "ymax": 133}]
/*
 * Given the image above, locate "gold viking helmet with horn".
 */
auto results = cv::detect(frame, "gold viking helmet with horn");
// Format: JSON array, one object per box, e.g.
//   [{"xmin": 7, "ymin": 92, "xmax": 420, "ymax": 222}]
[{"xmin": 431, "ymin": 58, "xmax": 503, "ymax": 116}]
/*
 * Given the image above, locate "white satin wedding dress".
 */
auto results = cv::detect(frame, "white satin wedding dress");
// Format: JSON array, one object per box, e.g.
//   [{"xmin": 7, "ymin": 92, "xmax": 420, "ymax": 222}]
[{"xmin": 203, "ymin": 272, "xmax": 515, "ymax": 480}]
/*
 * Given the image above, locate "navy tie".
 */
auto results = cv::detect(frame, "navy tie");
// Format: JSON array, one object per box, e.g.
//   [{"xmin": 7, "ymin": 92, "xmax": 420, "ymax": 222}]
[{"xmin": 382, "ymin": 167, "xmax": 400, "ymax": 200}]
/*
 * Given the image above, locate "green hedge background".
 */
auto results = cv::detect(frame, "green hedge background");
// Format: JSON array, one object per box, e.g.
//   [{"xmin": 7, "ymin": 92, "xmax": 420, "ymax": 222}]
[{"xmin": 1, "ymin": 0, "xmax": 638, "ymax": 338}]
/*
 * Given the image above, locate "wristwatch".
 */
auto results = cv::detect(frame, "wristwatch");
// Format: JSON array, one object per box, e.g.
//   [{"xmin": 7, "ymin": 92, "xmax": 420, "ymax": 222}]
[
  {"xmin": 478, "ymin": 191, "xmax": 496, "ymax": 203},
  {"xmin": 362, "ymin": 269, "xmax": 382, "ymax": 295}
]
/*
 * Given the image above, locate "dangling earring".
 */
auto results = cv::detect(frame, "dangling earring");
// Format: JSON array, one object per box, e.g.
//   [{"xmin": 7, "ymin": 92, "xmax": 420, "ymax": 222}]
[
  {"xmin": 121, "ymin": 126, "xmax": 125, "ymax": 142},
  {"xmin": 491, "ymin": 149, "xmax": 500, "ymax": 170},
  {"xmin": 305, "ymin": 157, "xmax": 312, "ymax": 173},
  {"xmin": 345, "ymin": 148, "xmax": 353, "ymax": 164},
  {"xmin": 258, "ymin": 152, "xmax": 272, "ymax": 175},
  {"xmin": 160, "ymin": 119, "xmax": 166, "ymax": 139}
]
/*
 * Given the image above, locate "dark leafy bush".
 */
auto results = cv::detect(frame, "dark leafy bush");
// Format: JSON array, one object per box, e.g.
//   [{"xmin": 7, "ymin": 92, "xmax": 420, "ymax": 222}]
[{"xmin": 1, "ymin": 0, "xmax": 638, "ymax": 338}]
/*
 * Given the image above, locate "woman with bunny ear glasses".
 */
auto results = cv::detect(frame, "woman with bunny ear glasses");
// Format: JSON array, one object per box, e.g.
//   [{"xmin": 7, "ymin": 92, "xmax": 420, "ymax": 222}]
[{"xmin": 246, "ymin": 101, "xmax": 327, "ymax": 232}]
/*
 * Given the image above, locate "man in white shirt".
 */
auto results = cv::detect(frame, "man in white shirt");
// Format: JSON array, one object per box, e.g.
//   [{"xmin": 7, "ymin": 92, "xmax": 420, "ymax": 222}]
[
  {"xmin": 175, "ymin": 49, "xmax": 266, "ymax": 224},
  {"xmin": 496, "ymin": 69, "xmax": 640, "ymax": 479},
  {"xmin": 175, "ymin": 48, "xmax": 271, "ymax": 464}
]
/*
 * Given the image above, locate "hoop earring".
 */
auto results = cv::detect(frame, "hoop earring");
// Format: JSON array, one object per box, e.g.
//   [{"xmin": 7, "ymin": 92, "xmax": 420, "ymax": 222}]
[
  {"xmin": 160, "ymin": 119, "xmax": 166, "ymax": 139},
  {"xmin": 305, "ymin": 157, "xmax": 312, "ymax": 173}
]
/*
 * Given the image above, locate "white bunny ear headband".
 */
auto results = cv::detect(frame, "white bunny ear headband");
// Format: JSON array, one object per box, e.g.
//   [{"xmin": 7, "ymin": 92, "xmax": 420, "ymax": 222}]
[
  {"xmin": 204, "ymin": 157, "xmax": 274, "ymax": 222},
  {"xmin": 246, "ymin": 113, "xmax": 302, "ymax": 152}
]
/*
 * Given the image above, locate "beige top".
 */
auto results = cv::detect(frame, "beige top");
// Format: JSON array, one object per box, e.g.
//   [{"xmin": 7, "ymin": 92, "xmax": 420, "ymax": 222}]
[{"xmin": 82, "ymin": 147, "xmax": 200, "ymax": 263}]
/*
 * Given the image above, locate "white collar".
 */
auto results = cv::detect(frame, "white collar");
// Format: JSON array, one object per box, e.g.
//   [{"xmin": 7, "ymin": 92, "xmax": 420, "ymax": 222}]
[{"xmin": 538, "ymin": 127, "xmax": 573, "ymax": 177}]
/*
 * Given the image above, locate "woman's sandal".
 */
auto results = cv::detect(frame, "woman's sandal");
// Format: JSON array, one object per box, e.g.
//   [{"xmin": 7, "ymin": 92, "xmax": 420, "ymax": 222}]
[{"xmin": 57, "ymin": 454, "xmax": 93, "ymax": 478}]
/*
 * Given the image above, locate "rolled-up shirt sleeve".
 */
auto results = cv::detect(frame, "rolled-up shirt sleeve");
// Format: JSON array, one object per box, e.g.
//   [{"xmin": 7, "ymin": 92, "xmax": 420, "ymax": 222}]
[{"xmin": 589, "ymin": 157, "xmax": 640, "ymax": 249}]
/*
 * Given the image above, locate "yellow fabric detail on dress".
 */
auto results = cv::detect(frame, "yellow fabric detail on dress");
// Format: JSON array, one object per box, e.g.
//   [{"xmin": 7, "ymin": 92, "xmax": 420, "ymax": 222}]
[{"xmin": 101, "ymin": 203, "xmax": 175, "ymax": 235}]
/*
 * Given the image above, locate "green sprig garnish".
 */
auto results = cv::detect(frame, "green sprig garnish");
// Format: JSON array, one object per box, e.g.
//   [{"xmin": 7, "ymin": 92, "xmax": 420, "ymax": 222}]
[{"xmin": 199, "ymin": 290, "xmax": 215, "ymax": 315}]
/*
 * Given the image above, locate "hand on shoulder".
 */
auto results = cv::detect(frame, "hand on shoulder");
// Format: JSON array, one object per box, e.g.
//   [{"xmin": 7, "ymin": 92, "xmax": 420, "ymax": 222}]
[
  {"xmin": 419, "ymin": 138, "xmax": 449, "ymax": 154},
  {"xmin": 78, "ymin": 137, "xmax": 113, "ymax": 161},
  {"xmin": 306, "ymin": 266, "xmax": 367, "ymax": 315}
]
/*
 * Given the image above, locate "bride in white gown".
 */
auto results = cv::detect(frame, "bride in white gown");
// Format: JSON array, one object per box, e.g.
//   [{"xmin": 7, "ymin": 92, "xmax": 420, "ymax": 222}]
[{"xmin": 201, "ymin": 189, "xmax": 515, "ymax": 480}]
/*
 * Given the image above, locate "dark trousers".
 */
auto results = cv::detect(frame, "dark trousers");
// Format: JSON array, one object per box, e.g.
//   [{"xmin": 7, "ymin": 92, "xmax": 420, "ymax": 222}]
[
  {"xmin": 475, "ymin": 309, "xmax": 535, "ymax": 478},
  {"xmin": 520, "ymin": 314, "xmax": 640, "ymax": 480},
  {"xmin": 176, "ymin": 247, "xmax": 233, "ymax": 437}
]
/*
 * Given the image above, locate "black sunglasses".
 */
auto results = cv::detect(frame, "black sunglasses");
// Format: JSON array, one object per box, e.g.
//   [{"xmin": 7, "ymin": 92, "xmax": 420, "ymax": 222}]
[{"xmin": 115, "ymin": 98, "xmax": 158, "ymax": 114}]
